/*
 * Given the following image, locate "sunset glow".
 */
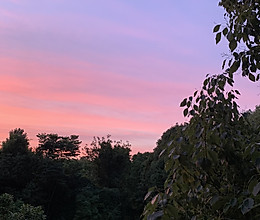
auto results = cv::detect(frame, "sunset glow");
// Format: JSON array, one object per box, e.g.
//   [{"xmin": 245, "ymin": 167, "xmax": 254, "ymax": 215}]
[{"xmin": 0, "ymin": 0, "xmax": 258, "ymax": 154}]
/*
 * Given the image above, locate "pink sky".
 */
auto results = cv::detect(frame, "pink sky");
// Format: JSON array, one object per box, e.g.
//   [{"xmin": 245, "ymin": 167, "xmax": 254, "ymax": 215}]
[{"xmin": 0, "ymin": 0, "xmax": 259, "ymax": 154}]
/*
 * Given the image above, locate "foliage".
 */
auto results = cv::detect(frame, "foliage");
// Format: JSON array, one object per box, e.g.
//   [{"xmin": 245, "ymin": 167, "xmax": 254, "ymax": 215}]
[
  {"xmin": 74, "ymin": 186, "xmax": 122, "ymax": 220},
  {"xmin": 214, "ymin": 0, "xmax": 260, "ymax": 81},
  {"xmin": 85, "ymin": 136, "xmax": 131, "ymax": 188},
  {"xmin": 0, "ymin": 130, "xmax": 38, "ymax": 193},
  {"xmin": 143, "ymin": 1, "xmax": 260, "ymax": 219},
  {"xmin": 143, "ymin": 73, "xmax": 260, "ymax": 219},
  {"xmin": 1, "ymin": 128, "xmax": 30, "ymax": 155},
  {"xmin": 247, "ymin": 105, "xmax": 260, "ymax": 129},
  {"xmin": 36, "ymin": 133, "xmax": 81, "ymax": 159},
  {"xmin": 0, "ymin": 193, "xmax": 46, "ymax": 220}
]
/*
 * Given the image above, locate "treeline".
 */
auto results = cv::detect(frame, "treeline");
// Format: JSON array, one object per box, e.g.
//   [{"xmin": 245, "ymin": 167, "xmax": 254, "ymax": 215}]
[
  {"xmin": 0, "ymin": 128, "xmax": 169, "ymax": 219},
  {"xmin": 0, "ymin": 106, "xmax": 259, "ymax": 219}
]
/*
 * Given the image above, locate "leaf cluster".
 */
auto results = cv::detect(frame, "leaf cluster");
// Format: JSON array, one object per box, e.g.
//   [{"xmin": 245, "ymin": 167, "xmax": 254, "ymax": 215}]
[
  {"xmin": 214, "ymin": 0, "xmax": 260, "ymax": 81},
  {"xmin": 143, "ymin": 74, "xmax": 260, "ymax": 219}
]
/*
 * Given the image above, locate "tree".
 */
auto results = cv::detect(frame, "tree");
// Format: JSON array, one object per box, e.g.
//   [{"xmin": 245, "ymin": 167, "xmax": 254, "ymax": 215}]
[
  {"xmin": 214, "ymin": 0, "xmax": 260, "ymax": 81},
  {"xmin": 74, "ymin": 186, "xmax": 122, "ymax": 220},
  {"xmin": 36, "ymin": 133, "xmax": 81, "ymax": 159},
  {"xmin": 1, "ymin": 128, "xmax": 30, "ymax": 155},
  {"xmin": 85, "ymin": 136, "xmax": 131, "ymax": 188},
  {"xmin": 0, "ymin": 193, "xmax": 46, "ymax": 220},
  {"xmin": 0, "ymin": 129, "xmax": 38, "ymax": 194},
  {"xmin": 143, "ymin": 74, "xmax": 260, "ymax": 219},
  {"xmin": 247, "ymin": 105, "xmax": 260, "ymax": 129},
  {"xmin": 143, "ymin": 1, "xmax": 260, "ymax": 219}
]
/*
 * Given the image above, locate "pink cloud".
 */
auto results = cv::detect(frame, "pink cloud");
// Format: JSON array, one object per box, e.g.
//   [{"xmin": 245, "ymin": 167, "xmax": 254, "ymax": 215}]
[
  {"xmin": 0, "ymin": 53, "xmax": 189, "ymax": 153},
  {"xmin": 0, "ymin": 54, "xmax": 193, "ymax": 111}
]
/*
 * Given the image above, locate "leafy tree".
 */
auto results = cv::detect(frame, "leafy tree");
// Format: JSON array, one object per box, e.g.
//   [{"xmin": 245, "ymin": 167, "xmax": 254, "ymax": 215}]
[
  {"xmin": 0, "ymin": 193, "xmax": 46, "ymax": 220},
  {"xmin": 143, "ymin": 1, "xmax": 260, "ymax": 218},
  {"xmin": 74, "ymin": 186, "xmax": 122, "ymax": 220},
  {"xmin": 36, "ymin": 133, "xmax": 81, "ymax": 159},
  {"xmin": 143, "ymin": 74, "xmax": 260, "ymax": 219},
  {"xmin": 247, "ymin": 105, "xmax": 260, "ymax": 129},
  {"xmin": 1, "ymin": 128, "xmax": 30, "ymax": 155},
  {"xmin": 126, "ymin": 151, "xmax": 164, "ymax": 219},
  {"xmin": 125, "ymin": 127, "xmax": 186, "ymax": 219},
  {"xmin": 214, "ymin": 0, "xmax": 260, "ymax": 81},
  {"xmin": 0, "ymin": 129, "xmax": 38, "ymax": 194},
  {"xmin": 23, "ymin": 157, "xmax": 77, "ymax": 220},
  {"xmin": 85, "ymin": 136, "xmax": 131, "ymax": 188}
]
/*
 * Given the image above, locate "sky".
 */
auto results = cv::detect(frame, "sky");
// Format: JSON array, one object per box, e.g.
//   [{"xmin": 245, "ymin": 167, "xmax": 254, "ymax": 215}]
[{"xmin": 0, "ymin": 0, "xmax": 259, "ymax": 154}]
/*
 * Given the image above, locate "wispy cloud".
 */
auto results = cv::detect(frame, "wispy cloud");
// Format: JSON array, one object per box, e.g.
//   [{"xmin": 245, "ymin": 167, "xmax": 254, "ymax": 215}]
[{"xmin": 0, "ymin": 0, "xmax": 257, "ymax": 153}]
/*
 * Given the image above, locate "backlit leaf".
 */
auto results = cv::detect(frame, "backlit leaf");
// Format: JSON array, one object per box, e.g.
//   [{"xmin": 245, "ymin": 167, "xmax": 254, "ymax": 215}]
[
  {"xmin": 216, "ymin": 32, "xmax": 221, "ymax": 44},
  {"xmin": 213, "ymin": 24, "xmax": 221, "ymax": 33},
  {"xmin": 229, "ymin": 40, "xmax": 237, "ymax": 51},
  {"xmin": 180, "ymin": 98, "xmax": 187, "ymax": 107},
  {"xmin": 249, "ymin": 73, "xmax": 255, "ymax": 82}
]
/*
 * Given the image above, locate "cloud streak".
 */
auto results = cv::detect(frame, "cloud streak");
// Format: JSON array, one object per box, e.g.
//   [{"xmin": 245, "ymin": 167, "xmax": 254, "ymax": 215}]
[{"xmin": 0, "ymin": 0, "xmax": 258, "ymax": 153}]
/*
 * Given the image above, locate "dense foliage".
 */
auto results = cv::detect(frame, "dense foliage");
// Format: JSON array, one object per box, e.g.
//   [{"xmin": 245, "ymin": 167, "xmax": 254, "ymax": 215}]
[
  {"xmin": 143, "ymin": 75, "xmax": 260, "ymax": 219},
  {"xmin": 143, "ymin": 0, "xmax": 260, "ymax": 219},
  {"xmin": 0, "ymin": 105, "xmax": 258, "ymax": 219},
  {"xmin": 0, "ymin": 193, "xmax": 46, "ymax": 220},
  {"xmin": 0, "ymin": 129, "xmax": 168, "ymax": 219},
  {"xmin": 214, "ymin": 0, "xmax": 260, "ymax": 81}
]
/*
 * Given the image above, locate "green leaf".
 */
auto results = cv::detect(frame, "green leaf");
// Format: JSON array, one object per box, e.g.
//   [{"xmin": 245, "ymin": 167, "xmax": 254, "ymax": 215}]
[
  {"xmin": 183, "ymin": 108, "xmax": 188, "ymax": 117},
  {"xmin": 241, "ymin": 198, "xmax": 254, "ymax": 215},
  {"xmin": 210, "ymin": 195, "xmax": 219, "ymax": 206},
  {"xmin": 252, "ymin": 183, "xmax": 260, "ymax": 196},
  {"xmin": 229, "ymin": 61, "xmax": 240, "ymax": 73},
  {"xmin": 167, "ymin": 140, "xmax": 173, "ymax": 147},
  {"xmin": 180, "ymin": 98, "xmax": 187, "ymax": 107},
  {"xmin": 230, "ymin": 198, "xmax": 237, "ymax": 207},
  {"xmin": 250, "ymin": 64, "xmax": 257, "ymax": 72},
  {"xmin": 166, "ymin": 205, "xmax": 178, "ymax": 219},
  {"xmin": 193, "ymin": 104, "xmax": 198, "ymax": 111},
  {"xmin": 222, "ymin": 59, "xmax": 226, "ymax": 69},
  {"xmin": 144, "ymin": 188, "xmax": 155, "ymax": 201},
  {"xmin": 233, "ymin": 52, "xmax": 239, "ymax": 59},
  {"xmin": 249, "ymin": 73, "xmax": 255, "ymax": 82},
  {"xmin": 227, "ymin": 78, "xmax": 234, "ymax": 86},
  {"xmin": 234, "ymin": 90, "xmax": 240, "ymax": 95},
  {"xmin": 248, "ymin": 179, "xmax": 258, "ymax": 194},
  {"xmin": 222, "ymin": 27, "xmax": 228, "ymax": 36},
  {"xmin": 229, "ymin": 40, "xmax": 237, "ymax": 51},
  {"xmin": 216, "ymin": 32, "xmax": 221, "ymax": 44},
  {"xmin": 172, "ymin": 155, "xmax": 180, "ymax": 160},
  {"xmin": 227, "ymin": 31, "xmax": 233, "ymax": 41},
  {"xmin": 218, "ymin": 80, "xmax": 225, "ymax": 90},
  {"xmin": 190, "ymin": 110, "xmax": 195, "ymax": 115},
  {"xmin": 208, "ymin": 150, "xmax": 218, "ymax": 164},
  {"xmin": 203, "ymin": 78, "xmax": 209, "ymax": 87},
  {"xmin": 148, "ymin": 211, "xmax": 163, "ymax": 220},
  {"xmin": 256, "ymin": 158, "xmax": 260, "ymax": 169},
  {"xmin": 212, "ymin": 197, "xmax": 224, "ymax": 211},
  {"xmin": 159, "ymin": 149, "xmax": 166, "ymax": 157},
  {"xmin": 151, "ymin": 194, "xmax": 159, "ymax": 205},
  {"xmin": 223, "ymin": 204, "xmax": 230, "ymax": 213},
  {"xmin": 165, "ymin": 159, "xmax": 173, "ymax": 172},
  {"xmin": 256, "ymin": 74, "xmax": 260, "ymax": 81},
  {"xmin": 213, "ymin": 24, "xmax": 221, "ymax": 33}
]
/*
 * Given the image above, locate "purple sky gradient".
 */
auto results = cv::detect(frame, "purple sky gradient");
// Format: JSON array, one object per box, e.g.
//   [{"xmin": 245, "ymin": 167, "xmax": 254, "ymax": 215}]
[{"xmin": 0, "ymin": 0, "xmax": 259, "ymax": 154}]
